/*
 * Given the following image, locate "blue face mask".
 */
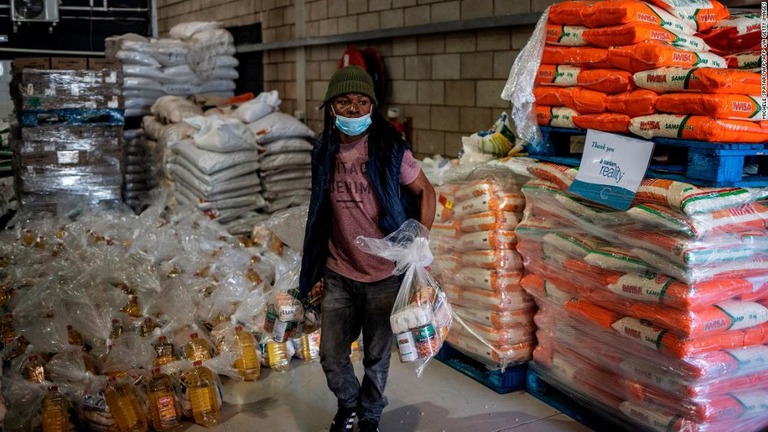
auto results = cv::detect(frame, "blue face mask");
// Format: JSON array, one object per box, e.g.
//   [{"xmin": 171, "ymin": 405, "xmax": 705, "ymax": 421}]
[{"xmin": 334, "ymin": 110, "xmax": 372, "ymax": 136}]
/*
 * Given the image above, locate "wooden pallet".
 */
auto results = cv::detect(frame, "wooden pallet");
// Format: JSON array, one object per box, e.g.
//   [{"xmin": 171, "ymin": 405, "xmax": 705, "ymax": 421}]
[
  {"xmin": 529, "ymin": 126, "xmax": 768, "ymax": 188},
  {"xmin": 435, "ymin": 343, "xmax": 527, "ymax": 394}
]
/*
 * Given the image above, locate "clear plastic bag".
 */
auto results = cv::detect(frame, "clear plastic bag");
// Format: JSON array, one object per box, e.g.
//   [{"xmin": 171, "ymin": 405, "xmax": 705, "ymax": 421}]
[{"xmin": 356, "ymin": 219, "xmax": 452, "ymax": 376}]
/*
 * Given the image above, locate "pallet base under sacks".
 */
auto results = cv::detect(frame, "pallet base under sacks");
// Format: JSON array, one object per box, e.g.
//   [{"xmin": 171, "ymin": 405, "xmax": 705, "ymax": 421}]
[
  {"xmin": 529, "ymin": 126, "xmax": 768, "ymax": 188},
  {"xmin": 525, "ymin": 366, "xmax": 638, "ymax": 432},
  {"xmin": 434, "ymin": 343, "xmax": 526, "ymax": 395}
]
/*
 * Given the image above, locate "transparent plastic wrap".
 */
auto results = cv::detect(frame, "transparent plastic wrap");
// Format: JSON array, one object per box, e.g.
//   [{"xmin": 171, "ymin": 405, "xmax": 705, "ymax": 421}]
[
  {"xmin": 500, "ymin": 6, "xmax": 548, "ymax": 146},
  {"xmin": 356, "ymin": 219, "xmax": 452, "ymax": 376},
  {"xmin": 100, "ymin": 333, "xmax": 155, "ymax": 376},
  {"xmin": 1, "ymin": 372, "xmax": 47, "ymax": 430},
  {"xmin": 519, "ymin": 178, "xmax": 768, "ymax": 284},
  {"xmin": 528, "ymin": 161, "xmax": 768, "ymax": 216},
  {"xmin": 528, "ymin": 291, "xmax": 768, "ymax": 432},
  {"xmin": 12, "ymin": 68, "xmax": 123, "ymax": 110},
  {"xmin": 262, "ymin": 203, "xmax": 308, "ymax": 252}
]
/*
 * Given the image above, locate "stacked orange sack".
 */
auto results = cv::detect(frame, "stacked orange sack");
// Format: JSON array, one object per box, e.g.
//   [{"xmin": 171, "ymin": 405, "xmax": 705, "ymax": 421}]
[
  {"xmin": 517, "ymin": 162, "xmax": 768, "ymax": 431},
  {"xmin": 535, "ymin": 0, "xmax": 768, "ymax": 143},
  {"xmin": 430, "ymin": 169, "xmax": 536, "ymax": 367}
]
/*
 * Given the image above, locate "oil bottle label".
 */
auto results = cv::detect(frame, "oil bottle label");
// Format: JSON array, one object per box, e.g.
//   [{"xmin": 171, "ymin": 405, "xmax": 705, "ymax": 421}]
[{"xmin": 155, "ymin": 395, "xmax": 180, "ymax": 427}]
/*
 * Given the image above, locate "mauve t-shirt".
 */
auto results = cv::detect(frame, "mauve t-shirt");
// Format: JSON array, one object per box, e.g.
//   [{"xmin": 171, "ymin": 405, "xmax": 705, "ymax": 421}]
[{"xmin": 326, "ymin": 135, "xmax": 421, "ymax": 282}]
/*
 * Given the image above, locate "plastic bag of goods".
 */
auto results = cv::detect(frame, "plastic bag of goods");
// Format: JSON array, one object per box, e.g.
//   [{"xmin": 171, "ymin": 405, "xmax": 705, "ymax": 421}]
[{"xmin": 356, "ymin": 219, "xmax": 453, "ymax": 376}]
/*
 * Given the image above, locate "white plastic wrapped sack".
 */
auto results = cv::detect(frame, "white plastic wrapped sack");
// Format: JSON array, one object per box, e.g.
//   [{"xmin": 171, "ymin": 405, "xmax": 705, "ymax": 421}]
[
  {"xmin": 163, "ymin": 82, "xmax": 202, "ymax": 95},
  {"xmin": 262, "ymin": 138, "xmax": 314, "ymax": 154},
  {"xmin": 172, "ymin": 154, "xmax": 260, "ymax": 185},
  {"xmin": 141, "ymin": 116, "xmax": 165, "ymax": 140},
  {"xmin": 260, "ymin": 151, "xmax": 311, "ymax": 171},
  {"xmin": 124, "ymin": 77, "xmax": 164, "ymax": 92},
  {"xmin": 105, "ymin": 33, "xmax": 150, "ymax": 57},
  {"xmin": 116, "ymin": 51, "xmax": 161, "ymax": 67},
  {"xmin": 185, "ymin": 116, "xmax": 259, "ymax": 152},
  {"xmin": 200, "ymin": 80, "xmax": 237, "ymax": 93},
  {"xmin": 215, "ymin": 56, "xmax": 240, "ymax": 68},
  {"xmin": 171, "ymin": 139, "xmax": 260, "ymax": 174},
  {"xmin": 147, "ymin": 39, "xmax": 189, "ymax": 67},
  {"xmin": 123, "ymin": 64, "xmax": 164, "ymax": 81},
  {"xmin": 151, "ymin": 96, "xmax": 204, "ymax": 124},
  {"xmin": 246, "ymin": 112, "xmax": 316, "ymax": 144},
  {"xmin": 169, "ymin": 21, "xmax": 223, "ymax": 39},
  {"xmin": 168, "ymin": 163, "xmax": 260, "ymax": 196},
  {"xmin": 232, "ymin": 91, "xmax": 282, "ymax": 123}
]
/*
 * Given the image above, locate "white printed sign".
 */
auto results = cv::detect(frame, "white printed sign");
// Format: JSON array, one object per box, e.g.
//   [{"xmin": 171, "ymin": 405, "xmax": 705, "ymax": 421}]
[{"xmin": 568, "ymin": 130, "xmax": 654, "ymax": 210}]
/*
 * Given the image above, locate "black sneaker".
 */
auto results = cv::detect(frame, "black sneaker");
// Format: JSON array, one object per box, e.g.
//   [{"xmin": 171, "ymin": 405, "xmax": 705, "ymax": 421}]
[
  {"xmin": 358, "ymin": 419, "xmax": 379, "ymax": 432},
  {"xmin": 329, "ymin": 407, "xmax": 356, "ymax": 432}
]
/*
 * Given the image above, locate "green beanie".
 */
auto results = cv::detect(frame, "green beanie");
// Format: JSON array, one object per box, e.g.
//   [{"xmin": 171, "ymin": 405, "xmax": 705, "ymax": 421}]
[{"xmin": 324, "ymin": 65, "xmax": 378, "ymax": 105}]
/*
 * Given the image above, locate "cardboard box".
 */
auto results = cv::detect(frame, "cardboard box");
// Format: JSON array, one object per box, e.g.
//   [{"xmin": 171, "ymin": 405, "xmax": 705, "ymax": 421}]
[
  {"xmin": 51, "ymin": 58, "xmax": 88, "ymax": 70},
  {"xmin": 12, "ymin": 58, "xmax": 50, "ymax": 71},
  {"xmin": 88, "ymin": 58, "xmax": 122, "ymax": 70}
]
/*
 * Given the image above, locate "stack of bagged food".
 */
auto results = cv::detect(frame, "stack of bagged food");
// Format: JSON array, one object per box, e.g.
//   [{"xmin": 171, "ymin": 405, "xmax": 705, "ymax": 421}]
[
  {"xmin": 517, "ymin": 160, "xmax": 768, "ymax": 431},
  {"xmin": 429, "ymin": 165, "xmax": 536, "ymax": 369},
  {"xmin": 106, "ymin": 21, "xmax": 238, "ymax": 119},
  {"xmin": 138, "ymin": 91, "xmax": 315, "ymax": 225},
  {"xmin": 530, "ymin": 0, "xmax": 767, "ymax": 143}
]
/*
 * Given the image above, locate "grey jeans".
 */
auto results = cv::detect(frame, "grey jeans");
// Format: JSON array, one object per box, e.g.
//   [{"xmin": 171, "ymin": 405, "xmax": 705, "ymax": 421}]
[{"xmin": 320, "ymin": 269, "xmax": 401, "ymax": 421}]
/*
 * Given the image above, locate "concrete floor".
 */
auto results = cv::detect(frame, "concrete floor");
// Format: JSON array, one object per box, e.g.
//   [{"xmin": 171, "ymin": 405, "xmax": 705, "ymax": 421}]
[{"xmin": 183, "ymin": 355, "xmax": 593, "ymax": 432}]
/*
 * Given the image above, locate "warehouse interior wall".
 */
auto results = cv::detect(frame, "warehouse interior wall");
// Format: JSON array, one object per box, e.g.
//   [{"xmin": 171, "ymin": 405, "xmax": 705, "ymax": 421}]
[{"xmin": 157, "ymin": 0, "xmax": 558, "ymax": 159}]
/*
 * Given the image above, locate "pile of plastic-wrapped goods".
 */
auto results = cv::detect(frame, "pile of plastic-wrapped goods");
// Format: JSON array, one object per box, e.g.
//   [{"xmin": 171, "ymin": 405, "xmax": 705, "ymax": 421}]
[
  {"xmin": 517, "ymin": 160, "xmax": 768, "ymax": 431},
  {"xmin": 0, "ymin": 194, "xmax": 320, "ymax": 430},
  {"xmin": 8, "ymin": 57, "xmax": 125, "ymax": 216},
  {"xmin": 506, "ymin": 0, "xmax": 767, "ymax": 143},
  {"xmin": 138, "ymin": 91, "xmax": 315, "ymax": 225},
  {"xmin": 105, "ymin": 22, "xmax": 238, "ymax": 119},
  {"xmin": 426, "ymin": 161, "xmax": 536, "ymax": 371}
]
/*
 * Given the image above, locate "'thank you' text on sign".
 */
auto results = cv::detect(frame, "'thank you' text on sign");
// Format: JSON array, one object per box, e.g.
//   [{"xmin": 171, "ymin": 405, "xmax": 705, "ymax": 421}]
[{"xmin": 568, "ymin": 130, "xmax": 654, "ymax": 211}]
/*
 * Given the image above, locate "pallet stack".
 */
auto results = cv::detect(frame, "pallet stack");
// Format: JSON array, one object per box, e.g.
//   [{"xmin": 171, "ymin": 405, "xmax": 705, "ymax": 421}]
[
  {"xmin": 517, "ymin": 161, "xmax": 768, "ymax": 432},
  {"xmin": 527, "ymin": 1, "xmax": 768, "ymax": 187},
  {"xmin": 430, "ymin": 166, "xmax": 536, "ymax": 393},
  {"xmin": 10, "ymin": 57, "xmax": 125, "ymax": 214}
]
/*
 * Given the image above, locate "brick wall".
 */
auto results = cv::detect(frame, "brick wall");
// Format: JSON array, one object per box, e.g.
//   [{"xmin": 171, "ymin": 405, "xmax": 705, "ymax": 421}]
[{"xmin": 161, "ymin": 0, "xmax": 544, "ymax": 159}]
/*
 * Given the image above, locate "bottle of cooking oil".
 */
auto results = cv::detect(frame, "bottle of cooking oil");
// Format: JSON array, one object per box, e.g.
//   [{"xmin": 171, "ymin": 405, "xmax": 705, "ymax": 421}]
[
  {"xmin": 265, "ymin": 339, "xmax": 290, "ymax": 372},
  {"xmin": 2, "ymin": 313, "xmax": 15, "ymax": 345},
  {"xmin": 146, "ymin": 368, "xmax": 181, "ymax": 431},
  {"xmin": 41, "ymin": 385, "xmax": 69, "ymax": 432},
  {"xmin": 182, "ymin": 333, "xmax": 211, "ymax": 362},
  {"xmin": 153, "ymin": 336, "xmax": 176, "ymax": 368},
  {"xmin": 139, "ymin": 317, "xmax": 158, "ymax": 338},
  {"xmin": 233, "ymin": 326, "xmax": 260, "ymax": 381},
  {"xmin": 66, "ymin": 325, "xmax": 84, "ymax": 346},
  {"xmin": 103, "ymin": 376, "xmax": 148, "ymax": 432},
  {"xmin": 109, "ymin": 318, "xmax": 123, "ymax": 340},
  {"xmin": 24, "ymin": 354, "xmax": 47, "ymax": 383},
  {"xmin": 122, "ymin": 293, "xmax": 142, "ymax": 318},
  {"xmin": 297, "ymin": 331, "xmax": 321, "ymax": 362},
  {"xmin": 187, "ymin": 360, "xmax": 220, "ymax": 427}
]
